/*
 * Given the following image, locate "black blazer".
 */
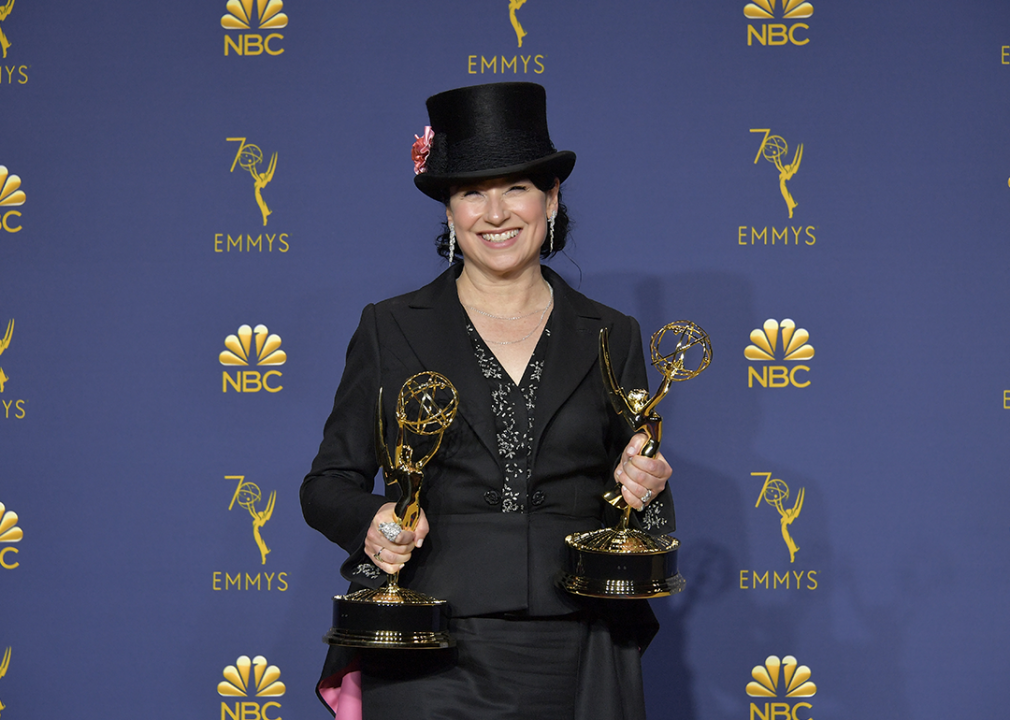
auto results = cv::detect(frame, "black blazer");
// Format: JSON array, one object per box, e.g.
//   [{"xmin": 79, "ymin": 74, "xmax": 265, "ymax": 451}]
[{"xmin": 301, "ymin": 265, "xmax": 676, "ymax": 618}]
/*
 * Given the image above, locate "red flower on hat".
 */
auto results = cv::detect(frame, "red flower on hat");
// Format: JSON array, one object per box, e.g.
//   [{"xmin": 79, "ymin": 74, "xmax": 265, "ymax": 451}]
[{"xmin": 412, "ymin": 126, "xmax": 434, "ymax": 175}]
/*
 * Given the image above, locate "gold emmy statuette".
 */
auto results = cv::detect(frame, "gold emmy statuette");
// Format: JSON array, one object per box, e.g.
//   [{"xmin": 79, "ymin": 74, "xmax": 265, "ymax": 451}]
[
  {"xmin": 324, "ymin": 372, "xmax": 459, "ymax": 649},
  {"xmin": 560, "ymin": 322, "xmax": 712, "ymax": 599}
]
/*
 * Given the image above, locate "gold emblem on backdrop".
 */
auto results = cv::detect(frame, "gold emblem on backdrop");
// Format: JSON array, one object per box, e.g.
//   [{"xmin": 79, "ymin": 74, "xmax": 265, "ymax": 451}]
[
  {"xmin": 0, "ymin": 0, "xmax": 17, "ymax": 58},
  {"xmin": 744, "ymin": 0, "xmax": 813, "ymax": 45},
  {"xmin": 744, "ymin": 0, "xmax": 813, "ymax": 20},
  {"xmin": 0, "ymin": 503, "xmax": 21, "ymax": 543},
  {"xmin": 218, "ymin": 655, "xmax": 284, "ymax": 720},
  {"xmin": 227, "ymin": 138, "xmax": 277, "ymax": 226},
  {"xmin": 0, "ymin": 319, "xmax": 24, "ymax": 417},
  {"xmin": 745, "ymin": 319, "xmax": 814, "ymax": 388},
  {"xmin": 1, "ymin": 167, "xmax": 25, "ymax": 233},
  {"xmin": 751, "ymin": 129, "xmax": 804, "ymax": 218},
  {"xmin": 218, "ymin": 655, "xmax": 286, "ymax": 697},
  {"xmin": 0, "ymin": 319, "xmax": 11, "ymax": 392},
  {"xmin": 509, "ymin": 0, "xmax": 528, "ymax": 47},
  {"xmin": 219, "ymin": 324, "xmax": 286, "ymax": 367},
  {"xmin": 747, "ymin": 655, "xmax": 817, "ymax": 698},
  {"xmin": 221, "ymin": 0, "xmax": 288, "ymax": 30},
  {"xmin": 0, "ymin": 167, "xmax": 24, "ymax": 208},
  {"xmin": 468, "ymin": 0, "xmax": 545, "ymax": 75},
  {"xmin": 1, "ymin": 502, "xmax": 23, "ymax": 571},
  {"xmin": 227, "ymin": 476, "xmax": 275, "ymax": 565},
  {"xmin": 753, "ymin": 472, "xmax": 804, "ymax": 562},
  {"xmin": 745, "ymin": 319, "xmax": 814, "ymax": 362},
  {"xmin": 221, "ymin": 0, "xmax": 286, "ymax": 55},
  {"xmin": 212, "ymin": 473, "xmax": 288, "ymax": 588},
  {"xmin": 0, "ymin": 646, "xmax": 10, "ymax": 714},
  {"xmin": 219, "ymin": 324, "xmax": 286, "ymax": 394}
]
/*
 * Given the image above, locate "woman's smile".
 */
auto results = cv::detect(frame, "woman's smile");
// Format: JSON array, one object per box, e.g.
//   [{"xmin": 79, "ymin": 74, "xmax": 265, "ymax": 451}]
[{"xmin": 480, "ymin": 228, "xmax": 520, "ymax": 243}]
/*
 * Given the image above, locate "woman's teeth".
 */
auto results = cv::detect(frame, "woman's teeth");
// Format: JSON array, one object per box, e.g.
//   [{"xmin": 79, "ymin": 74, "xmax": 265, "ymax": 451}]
[{"xmin": 481, "ymin": 229, "xmax": 519, "ymax": 243}]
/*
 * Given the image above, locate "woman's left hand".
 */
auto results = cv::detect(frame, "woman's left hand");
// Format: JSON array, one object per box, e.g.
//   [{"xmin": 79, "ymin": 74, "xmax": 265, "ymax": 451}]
[{"xmin": 615, "ymin": 433, "xmax": 672, "ymax": 511}]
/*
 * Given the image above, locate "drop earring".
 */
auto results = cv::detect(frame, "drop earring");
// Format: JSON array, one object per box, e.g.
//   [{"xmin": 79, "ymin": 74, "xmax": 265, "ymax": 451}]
[
  {"xmin": 448, "ymin": 224, "xmax": 456, "ymax": 263},
  {"xmin": 548, "ymin": 211, "xmax": 557, "ymax": 254}
]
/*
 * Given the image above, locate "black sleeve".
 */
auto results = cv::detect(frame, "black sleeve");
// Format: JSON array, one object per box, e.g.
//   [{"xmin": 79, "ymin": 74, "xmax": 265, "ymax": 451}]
[{"xmin": 300, "ymin": 304, "xmax": 388, "ymax": 556}]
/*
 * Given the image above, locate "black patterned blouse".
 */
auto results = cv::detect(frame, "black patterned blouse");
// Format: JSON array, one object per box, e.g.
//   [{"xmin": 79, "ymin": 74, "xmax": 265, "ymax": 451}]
[{"xmin": 463, "ymin": 314, "xmax": 552, "ymax": 513}]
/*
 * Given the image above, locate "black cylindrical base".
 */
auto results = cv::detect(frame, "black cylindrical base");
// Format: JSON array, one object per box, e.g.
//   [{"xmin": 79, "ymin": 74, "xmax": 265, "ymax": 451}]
[
  {"xmin": 560, "ymin": 530, "xmax": 685, "ymax": 599},
  {"xmin": 324, "ymin": 590, "xmax": 454, "ymax": 649}
]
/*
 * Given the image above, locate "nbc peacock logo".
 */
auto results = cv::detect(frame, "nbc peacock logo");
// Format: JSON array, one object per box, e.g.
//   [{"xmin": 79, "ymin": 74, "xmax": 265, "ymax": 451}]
[
  {"xmin": 0, "ymin": 501, "xmax": 22, "ymax": 570},
  {"xmin": 745, "ymin": 0, "xmax": 812, "ymax": 46},
  {"xmin": 218, "ymin": 655, "xmax": 285, "ymax": 720},
  {"xmin": 747, "ymin": 655, "xmax": 816, "ymax": 720},
  {"xmin": 744, "ymin": 0, "xmax": 813, "ymax": 20},
  {"xmin": 220, "ymin": 324, "xmax": 286, "ymax": 393},
  {"xmin": 221, "ymin": 0, "xmax": 287, "ymax": 56},
  {"xmin": 745, "ymin": 319, "xmax": 814, "ymax": 388},
  {"xmin": 1, "ymin": 166, "xmax": 24, "ymax": 233}
]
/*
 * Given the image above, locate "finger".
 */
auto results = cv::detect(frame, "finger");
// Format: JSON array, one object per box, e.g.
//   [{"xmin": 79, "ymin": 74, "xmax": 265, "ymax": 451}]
[
  {"xmin": 373, "ymin": 555, "xmax": 404, "ymax": 575},
  {"xmin": 372, "ymin": 544, "xmax": 412, "ymax": 567},
  {"xmin": 414, "ymin": 509, "xmax": 429, "ymax": 548},
  {"xmin": 391, "ymin": 529, "xmax": 416, "ymax": 548},
  {"xmin": 625, "ymin": 433, "xmax": 648, "ymax": 456},
  {"xmin": 625, "ymin": 452, "xmax": 672, "ymax": 485},
  {"xmin": 626, "ymin": 430, "xmax": 650, "ymax": 452},
  {"xmin": 621, "ymin": 484, "xmax": 646, "ymax": 511},
  {"xmin": 615, "ymin": 440, "xmax": 640, "ymax": 482},
  {"xmin": 375, "ymin": 501, "xmax": 398, "ymax": 519},
  {"xmin": 619, "ymin": 468, "xmax": 648, "ymax": 500}
]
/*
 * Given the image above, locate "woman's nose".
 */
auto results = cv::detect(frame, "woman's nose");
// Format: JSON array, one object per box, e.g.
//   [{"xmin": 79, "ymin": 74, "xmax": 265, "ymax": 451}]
[{"xmin": 484, "ymin": 193, "xmax": 508, "ymax": 223}]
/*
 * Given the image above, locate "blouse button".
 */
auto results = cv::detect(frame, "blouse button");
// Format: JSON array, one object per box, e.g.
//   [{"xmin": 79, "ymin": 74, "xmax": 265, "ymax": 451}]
[
  {"xmin": 484, "ymin": 490, "xmax": 501, "ymax": 506},
  {"xmin": 531, "ymin": 490, "xmax": 545, "ymax": 506}
]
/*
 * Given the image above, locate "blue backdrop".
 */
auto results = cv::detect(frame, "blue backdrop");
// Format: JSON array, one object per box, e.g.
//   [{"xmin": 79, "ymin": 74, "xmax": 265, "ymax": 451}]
[{"xmin": 2, "ymin": 1, "xmax": 1009, "ymax": 718}]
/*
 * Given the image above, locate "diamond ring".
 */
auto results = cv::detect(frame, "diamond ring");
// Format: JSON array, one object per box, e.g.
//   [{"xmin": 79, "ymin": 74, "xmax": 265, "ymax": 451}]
[{"xmin": 379, "ymin": 522, "xmax": 403, "ymax": 542}]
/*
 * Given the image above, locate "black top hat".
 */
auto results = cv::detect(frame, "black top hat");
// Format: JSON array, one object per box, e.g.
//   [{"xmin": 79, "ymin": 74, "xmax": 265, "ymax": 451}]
[{"xmin": 414, "ymin": 82, "xmax": 576, "ymax": 201}]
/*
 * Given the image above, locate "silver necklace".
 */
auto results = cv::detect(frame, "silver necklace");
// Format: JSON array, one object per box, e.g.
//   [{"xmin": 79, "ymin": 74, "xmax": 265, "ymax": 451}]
[
  {"xmin": 472, "ymin": 284, "xmax": 554, "ymax": 346},
  {"xmin": 466, "ymin": 283, "xmax": 553, "ymax": 321}
]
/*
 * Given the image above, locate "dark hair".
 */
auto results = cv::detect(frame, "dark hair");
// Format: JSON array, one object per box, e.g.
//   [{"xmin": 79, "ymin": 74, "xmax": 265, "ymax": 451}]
[{"xmin": 434, "ymin": 174, "xmax": 571, "ymax": 263}]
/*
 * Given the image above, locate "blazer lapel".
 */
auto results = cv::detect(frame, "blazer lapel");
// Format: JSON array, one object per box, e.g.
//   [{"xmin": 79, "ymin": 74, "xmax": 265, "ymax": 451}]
[
  {"xmin": 387, "ymin": 267, "xmax": 503, "ymax": 470},
  {"xmin": 385, "ymin": 266, "xmax": 608, "ymax": 476},
  {"xmin": 531, "ymin": 268, "xmax": 603, "ymax": 464}
]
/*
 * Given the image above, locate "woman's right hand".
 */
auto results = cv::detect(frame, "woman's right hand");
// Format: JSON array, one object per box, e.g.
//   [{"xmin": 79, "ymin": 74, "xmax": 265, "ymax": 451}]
[{"xmin": 364, "ymin": 503, "xmax": 428, "ymax": 575}]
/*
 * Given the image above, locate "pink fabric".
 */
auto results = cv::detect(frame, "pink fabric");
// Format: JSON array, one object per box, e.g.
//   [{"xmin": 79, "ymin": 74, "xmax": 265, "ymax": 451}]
[{"xmin": 319, "ymin": 668, "xmax": 362, "ymax": 720}]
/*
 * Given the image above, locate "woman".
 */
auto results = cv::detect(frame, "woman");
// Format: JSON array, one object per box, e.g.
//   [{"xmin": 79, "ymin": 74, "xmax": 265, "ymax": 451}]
[{"xmin": 301, "ymin": 82, "xmax": 676, "ymax": 719}]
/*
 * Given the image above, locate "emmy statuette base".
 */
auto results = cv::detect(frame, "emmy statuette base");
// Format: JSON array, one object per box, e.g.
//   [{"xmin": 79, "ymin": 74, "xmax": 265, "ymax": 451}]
[
  {"xmin": 560, "ymin": 529, "xmax": 685, "ymax": 599},
  {"xmin": 324, "ymin": 586, "xmax": 454, "ymax": 650}
]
